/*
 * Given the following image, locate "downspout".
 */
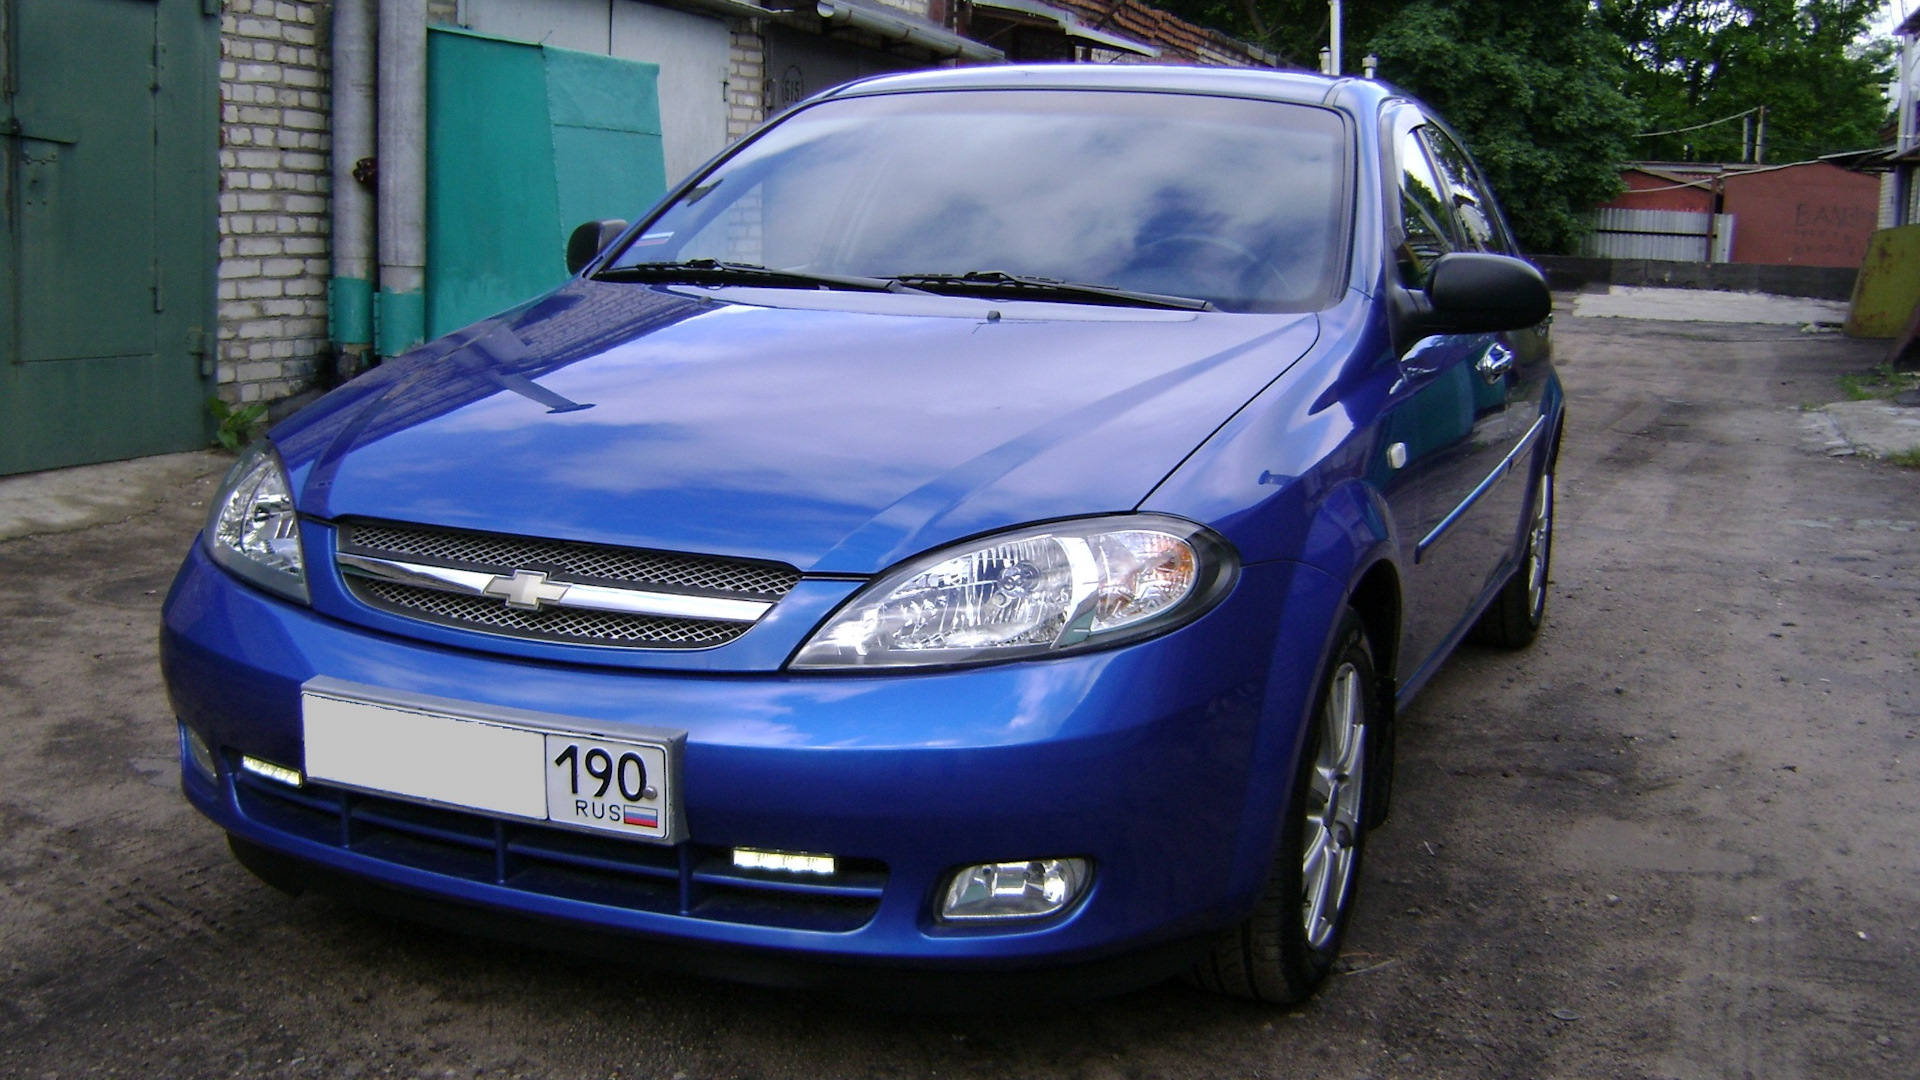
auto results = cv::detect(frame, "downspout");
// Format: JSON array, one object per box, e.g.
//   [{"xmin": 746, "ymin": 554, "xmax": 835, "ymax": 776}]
[
  {"xmin": 376, "ymin": 0, "xmax": 427, "ymax": 358},
  {"xmin": 328, "ymin": 0, "xmax": 376, "ymax": 376}
]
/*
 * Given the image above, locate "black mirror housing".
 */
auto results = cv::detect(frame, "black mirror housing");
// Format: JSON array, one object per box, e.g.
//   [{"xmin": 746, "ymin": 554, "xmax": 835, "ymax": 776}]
[
  {"xmin": 1425, "ymin": 252, "xmax": 1551, "ymax": 334},
  {"xmin": 567, "ymin": 218, "xmax": 630, "ymax": 275}
]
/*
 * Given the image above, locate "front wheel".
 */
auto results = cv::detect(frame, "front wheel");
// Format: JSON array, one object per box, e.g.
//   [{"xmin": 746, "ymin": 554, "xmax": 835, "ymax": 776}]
[{"xmin": 1192, "ymin": 610, "xmax": 1376, "ymax": 1003}]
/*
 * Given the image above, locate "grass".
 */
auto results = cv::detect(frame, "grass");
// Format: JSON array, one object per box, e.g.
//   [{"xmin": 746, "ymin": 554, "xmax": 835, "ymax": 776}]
[
  {"xmin": 1886, "ymin": 447, "xmax": 1920, "ymax": 469},
  {"xmin": 1837, "ymin": 362, "xmax": 1920, "ymax": 401}
]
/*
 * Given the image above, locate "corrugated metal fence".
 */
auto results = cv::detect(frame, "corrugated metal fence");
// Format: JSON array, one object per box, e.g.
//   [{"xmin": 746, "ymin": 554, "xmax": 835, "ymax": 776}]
[{"xmin": 1580, "ymin": 208, "xmax": 1736, "ymax": 263}]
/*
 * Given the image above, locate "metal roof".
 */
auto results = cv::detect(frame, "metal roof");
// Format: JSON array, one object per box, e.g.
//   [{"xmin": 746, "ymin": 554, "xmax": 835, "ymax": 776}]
[{"xmin": 970, "ymin": 0, "xmax": 1161, "ymax": 57}]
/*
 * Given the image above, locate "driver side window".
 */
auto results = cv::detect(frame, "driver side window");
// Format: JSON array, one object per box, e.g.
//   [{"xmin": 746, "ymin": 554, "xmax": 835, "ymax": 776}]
[
  {"xmin": 1421, "ymin": 126, "xmax": 1510, "ymax": 254},
  {"xmin": 1395, "ymin": 125, "xmax": 1459, "ymax": 287}
]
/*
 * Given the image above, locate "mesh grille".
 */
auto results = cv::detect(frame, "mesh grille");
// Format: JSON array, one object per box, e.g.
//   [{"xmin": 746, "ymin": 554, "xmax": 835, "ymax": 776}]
[
  {"xmin": 343, "ymin": 521, "xmax": 799, "ymax": 598},
  {"xmin": 351, "ymin": 578, "xmax": 750, "ymax": 649}
]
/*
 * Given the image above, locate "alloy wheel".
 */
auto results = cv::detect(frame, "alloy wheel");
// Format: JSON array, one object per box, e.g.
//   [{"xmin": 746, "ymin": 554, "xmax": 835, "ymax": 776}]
[
  {"xmin": 1302, "ymin": 661, "xmax": 1366, "ymax": 950},
  {"xmin": 1526, "ymin": 473, "xmax": 1553, "ymax": 622}
]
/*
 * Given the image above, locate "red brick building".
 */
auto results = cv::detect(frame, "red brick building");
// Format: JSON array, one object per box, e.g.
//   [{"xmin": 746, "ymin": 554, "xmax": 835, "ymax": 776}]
[{"xmin": 1594, "ymin": 161, "xmax": 1880, "ymax": 268}]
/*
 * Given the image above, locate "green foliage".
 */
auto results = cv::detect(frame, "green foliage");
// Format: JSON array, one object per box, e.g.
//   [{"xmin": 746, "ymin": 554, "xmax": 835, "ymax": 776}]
[
  {"xmin": 207, "ymin": 397, "xmax": 268, "ymax": 452},
  {"xmin": 1836, "ymin": 362, "xmax": 1920, "ymax": 401},
  {"xmin": 1148, "ymin": 0, "xmax": 1895, "ymax": 255},
  {"xmin": 1367, "ymin": 0, "xmax": 1640, "ymax": 253},
  {"xmin": 1147, "ymin": 0, "xmax": 1407, "ymax": 69},
  {"xmin": 1599, "ymin": 1, "xmax": 1892, "ymax": 164}
]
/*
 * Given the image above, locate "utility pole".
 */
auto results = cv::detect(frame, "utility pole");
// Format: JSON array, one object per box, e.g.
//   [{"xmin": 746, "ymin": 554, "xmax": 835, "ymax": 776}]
[
  {"xmin": 1755, "ymin": 105, "xmax": 1767, "ymax": 164},
  {"xmin": 1329, "ymin": 0, "xmax": 1343, "ymax": 76}
]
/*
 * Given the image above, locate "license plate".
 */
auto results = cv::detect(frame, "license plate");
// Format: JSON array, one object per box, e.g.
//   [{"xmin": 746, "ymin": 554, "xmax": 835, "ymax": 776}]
[{"xmin": 300, "ymin": 677, "xmax": 682, "ymax": 843}]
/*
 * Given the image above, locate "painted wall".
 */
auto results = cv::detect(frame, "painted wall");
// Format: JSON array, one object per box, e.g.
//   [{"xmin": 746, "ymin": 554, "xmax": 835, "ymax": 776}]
[{"xmin": 1722, "ymin": 163, "xmax": 1880, "ymax": 268}]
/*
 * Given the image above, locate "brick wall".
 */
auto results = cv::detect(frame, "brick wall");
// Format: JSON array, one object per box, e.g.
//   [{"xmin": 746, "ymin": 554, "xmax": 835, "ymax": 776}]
[
  {"xmin": 726, "ymin": 20, "xmax": 766, "ymax": 141},
  {"xmin": 217, "ymin": 0, "xmax": 332, "ymax": 405}
]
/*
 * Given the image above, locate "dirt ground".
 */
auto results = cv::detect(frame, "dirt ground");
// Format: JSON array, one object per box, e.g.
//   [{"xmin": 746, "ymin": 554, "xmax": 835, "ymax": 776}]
[{"xmin": 2, "ymin": 313, "xmax": 1916, "ymax": 1080}]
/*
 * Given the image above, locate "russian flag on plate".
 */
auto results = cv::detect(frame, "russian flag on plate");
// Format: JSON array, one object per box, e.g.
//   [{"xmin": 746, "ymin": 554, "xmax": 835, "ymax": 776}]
[{"xmin": 622, "ymin": 806, "xmax": 659, "ymax": 828}]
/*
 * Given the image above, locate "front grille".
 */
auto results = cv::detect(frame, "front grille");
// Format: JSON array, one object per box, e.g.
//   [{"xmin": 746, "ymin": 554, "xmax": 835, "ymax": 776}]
[
  {"xmin": 342, "ymin": 521, "xmax": 800, "ymax": 597},
  {"xmin": 233, "ymin": 766, "xmax": 886, "ymax": 934},
  {"xmin": 353, "ymin": 578, "xmax": 751, "ymax": 648},
  {"xmin": 335, "ymin": 519, "xmax": 800, "ymax": 650}
]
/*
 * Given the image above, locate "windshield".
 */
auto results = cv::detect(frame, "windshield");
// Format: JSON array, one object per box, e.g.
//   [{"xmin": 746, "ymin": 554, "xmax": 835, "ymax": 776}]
[{"xmin": 605, "ymin": 89, "xmax": 1352, "ymax": 313}]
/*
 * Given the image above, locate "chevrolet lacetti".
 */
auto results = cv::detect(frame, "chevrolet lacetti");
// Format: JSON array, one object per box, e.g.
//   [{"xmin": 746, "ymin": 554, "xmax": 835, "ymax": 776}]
[{"xmin": 161, "ymin": 64, "xmax": 1563, "ymax": 1005}]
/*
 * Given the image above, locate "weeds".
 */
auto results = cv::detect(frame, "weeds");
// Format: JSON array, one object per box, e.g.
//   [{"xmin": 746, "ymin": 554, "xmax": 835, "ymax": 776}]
[
  {"xmin": 1837, "ymin": 362, "xmax": 1920, "ymax": 401},
  {"xmin": 1886, "ymin": 447, "xmax": 1920, "ymax": 469},
  {"xmin": 208, "ymin": 397, "xmax": 268, "ymax": 452}
]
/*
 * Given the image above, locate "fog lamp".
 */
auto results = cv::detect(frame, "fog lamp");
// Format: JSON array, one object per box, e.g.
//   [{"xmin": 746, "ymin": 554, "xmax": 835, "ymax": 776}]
[
  {"xmin": 940, "ymin": 858, "xmax": 1090, "ymax": 921},
  {"xmin": 179, "ymin": 723, "xmax": 218, "ymax": 782}
]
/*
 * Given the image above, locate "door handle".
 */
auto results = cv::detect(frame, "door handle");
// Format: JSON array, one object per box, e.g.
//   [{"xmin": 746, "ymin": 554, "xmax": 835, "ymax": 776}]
[{"xmin": 1475, "ymin": 344, "xmax": 1514, "ymax": 384}]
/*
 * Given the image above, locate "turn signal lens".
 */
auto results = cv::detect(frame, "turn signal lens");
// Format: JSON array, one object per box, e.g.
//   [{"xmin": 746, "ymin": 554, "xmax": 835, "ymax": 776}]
[
  {"xmin": 940, "ymin": 858, "xmax": 1090, "ymax": 921},
  {"xmin": 792, "ymin": 515, "xmax": 1234, "ymax": 668},
  {"xmin": 206, "ymin": 442, "xmax": 308, "ymax": 603},
  {"xmin": 179, "ymin": 723, "xmax": 218, "ymax": 782}
]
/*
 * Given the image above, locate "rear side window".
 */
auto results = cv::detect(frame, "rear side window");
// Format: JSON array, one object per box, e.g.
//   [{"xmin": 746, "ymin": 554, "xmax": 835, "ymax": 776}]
[{"xmin": 1394, "ymin": 125, "xmax": 1458, "ymax": 285}]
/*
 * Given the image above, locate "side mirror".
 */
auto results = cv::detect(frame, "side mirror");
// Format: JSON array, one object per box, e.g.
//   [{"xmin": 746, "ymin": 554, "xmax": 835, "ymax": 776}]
[
  {"xmin": 1425, "ymin": 252, "xmax": 1551, "ymax": 333},
  {"xmin": 566, "ymin": 218, "xmax": 629, "ymax": 275}
]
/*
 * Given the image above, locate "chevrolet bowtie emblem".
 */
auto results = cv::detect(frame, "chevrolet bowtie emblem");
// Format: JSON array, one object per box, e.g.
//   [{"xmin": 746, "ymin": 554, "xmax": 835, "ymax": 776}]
[{"xmin": 482, "ymin": 569, "xmax": 570, "ymax": 611}]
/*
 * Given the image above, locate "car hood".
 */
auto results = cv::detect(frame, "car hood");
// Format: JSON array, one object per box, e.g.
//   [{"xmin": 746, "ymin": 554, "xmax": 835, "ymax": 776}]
[{"xmin": 277, "ymin": 281, "xmax": 1319, "ymax": 574}]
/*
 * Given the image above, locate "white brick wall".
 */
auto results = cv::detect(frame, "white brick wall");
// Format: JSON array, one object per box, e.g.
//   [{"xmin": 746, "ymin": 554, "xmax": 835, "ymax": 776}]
[
  {"xmin": 218, "ymin": 0, "xmax": 332, "ymax": 404},
  {"xmin": 727, "ymin": 20, "xmax": 766, "ymax": 142}
]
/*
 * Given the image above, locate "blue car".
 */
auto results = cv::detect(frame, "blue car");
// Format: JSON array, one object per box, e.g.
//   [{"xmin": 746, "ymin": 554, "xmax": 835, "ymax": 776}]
[{"xmin": 162, "ymin": 64, "xmax": 1561, "ymax": 1005}]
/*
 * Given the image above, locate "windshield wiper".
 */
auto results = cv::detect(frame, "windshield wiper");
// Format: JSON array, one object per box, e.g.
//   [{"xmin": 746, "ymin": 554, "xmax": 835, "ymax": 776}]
[
  {"xmin": 596, "ymin": 259, "xmax": 926, "ymax": 294},
  {"xmin": 888, "ymin": 271, "xmax": 1213, "ymax": 311}
]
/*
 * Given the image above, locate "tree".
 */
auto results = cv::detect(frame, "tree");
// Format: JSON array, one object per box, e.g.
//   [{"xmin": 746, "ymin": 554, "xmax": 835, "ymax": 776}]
[
  {"xmin": 1599, "ymin": 1, "xmax": 1892, "ymax": 164},
  {"xmin": 1366, "ymin": 1, "xmax": 1641, "ymax": 253},
  {"xmin": 1148, "ymin": 0, "xmax": 1638, "ymax": 252},
  {"xmin": 1148, "ymin": 0, "xmax": 1409, "ymax": 70}
]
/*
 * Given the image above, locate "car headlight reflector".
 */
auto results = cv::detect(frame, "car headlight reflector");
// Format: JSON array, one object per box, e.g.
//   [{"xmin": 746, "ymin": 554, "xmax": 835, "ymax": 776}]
[
  {"xmin": 205, "ymin": 442, "xmax": 308, "ymax": 603},
  {"xmin": 791, "ymin": 515, "xmax": 1235, "ymax": 668}
]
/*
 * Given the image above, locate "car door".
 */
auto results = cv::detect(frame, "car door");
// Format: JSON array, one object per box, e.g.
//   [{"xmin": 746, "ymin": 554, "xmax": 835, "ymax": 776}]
[
  {"xmin": 1379, "ymin": 108, "xmax": 1520, "ymax": 682},
  {"xmin": 1423, "ymin": 122, "xmax": 1555, "ymax": 473}
]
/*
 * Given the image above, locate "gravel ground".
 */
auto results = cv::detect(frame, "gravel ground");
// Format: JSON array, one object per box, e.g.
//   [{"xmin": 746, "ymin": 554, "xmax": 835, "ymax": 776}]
[{"xmin": 2, "ymin": 314, "xmax": 1916, "ymax": 1080}]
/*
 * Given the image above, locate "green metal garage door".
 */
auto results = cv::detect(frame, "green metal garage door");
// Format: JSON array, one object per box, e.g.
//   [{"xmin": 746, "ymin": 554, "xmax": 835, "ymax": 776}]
[
  {"xmin": 0, "ymin": 0, "xmax": 218, "ymax": 476},
  {"xmin": 425, "ymin": 27, "xmax": 667, "ymax": 339}
]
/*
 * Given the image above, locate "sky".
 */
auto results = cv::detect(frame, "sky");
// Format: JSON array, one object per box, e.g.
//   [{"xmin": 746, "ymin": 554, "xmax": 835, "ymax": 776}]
[{"xmin": 1877, "ymin": 0, "xmax": 1909, "ymax": 37}]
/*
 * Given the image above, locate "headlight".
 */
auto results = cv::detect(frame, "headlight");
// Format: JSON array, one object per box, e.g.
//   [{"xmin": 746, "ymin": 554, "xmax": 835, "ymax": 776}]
[
  {"xmin": 791, "ymin": 515, "xmax": 1236, "ymax": 669},
  {"xmin": 205, "ymin": 442, "xmax": 308, "ymax": 603}
]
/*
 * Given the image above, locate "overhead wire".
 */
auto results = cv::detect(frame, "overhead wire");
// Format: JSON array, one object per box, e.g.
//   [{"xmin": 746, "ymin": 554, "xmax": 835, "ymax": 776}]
[{"xmin": 1634, "ymin": 107, "xmax": 1761, "ymax": 139}]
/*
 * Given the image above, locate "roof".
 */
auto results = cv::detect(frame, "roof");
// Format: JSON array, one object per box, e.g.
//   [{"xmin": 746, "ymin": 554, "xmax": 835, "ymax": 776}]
[{"xmin": 820, "ymin": 62, "xmax": 1387, "ymax": 107}]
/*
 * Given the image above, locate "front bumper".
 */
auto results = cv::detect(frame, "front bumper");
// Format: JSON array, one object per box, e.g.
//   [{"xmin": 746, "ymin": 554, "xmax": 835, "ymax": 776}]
[{"xmin": 162, "ymin": 541, "xmax": 1346, "ymax": 982}]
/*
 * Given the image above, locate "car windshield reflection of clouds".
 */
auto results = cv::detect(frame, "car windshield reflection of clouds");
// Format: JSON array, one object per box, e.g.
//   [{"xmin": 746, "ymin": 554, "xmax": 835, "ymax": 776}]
[{"xmin": 611, "ymin": 90, "xmax": 1349, "ymax": 313}]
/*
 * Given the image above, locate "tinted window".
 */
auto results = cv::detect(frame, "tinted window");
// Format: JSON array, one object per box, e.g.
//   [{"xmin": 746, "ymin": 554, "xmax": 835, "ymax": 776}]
[
  {"xmin": 1421, "ymin": 126, "xmax": 1506, "ymax": 253},
  {"xmin": 1395, "ymin": 125, "xmax": 1457, "ymax": 285},
  {"xmin": 610, "ymin": 90, "xmax": 1352, "ymax": 313}
]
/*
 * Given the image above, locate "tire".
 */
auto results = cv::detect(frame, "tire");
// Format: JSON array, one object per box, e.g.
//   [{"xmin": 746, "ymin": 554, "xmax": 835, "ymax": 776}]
[
  {"xmin": 1191, "ymin": 610, "xmax": 1377, "ymax": 1004},
  {"xmin": 1468, "ymin": 459, "xmax": 1554, "ymax": 649}
]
